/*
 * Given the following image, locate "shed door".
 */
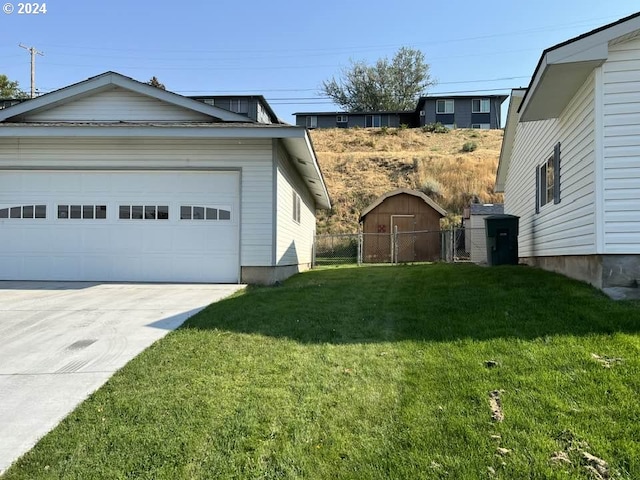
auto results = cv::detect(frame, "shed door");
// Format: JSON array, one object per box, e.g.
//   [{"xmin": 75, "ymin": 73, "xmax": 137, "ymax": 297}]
[
  {"xmin": 391, "ymin": 216, "xmax": 415, "ymax": 262},
  {"xmin": 0, "ymin": 170, "xmax": 240, "ymax": 283}
]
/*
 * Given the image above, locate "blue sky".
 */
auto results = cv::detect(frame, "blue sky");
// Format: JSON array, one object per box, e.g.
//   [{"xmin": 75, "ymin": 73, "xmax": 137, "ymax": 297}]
[{"xmin": 1, "ymin": 1, "xmax": 638, "ymax": 123}]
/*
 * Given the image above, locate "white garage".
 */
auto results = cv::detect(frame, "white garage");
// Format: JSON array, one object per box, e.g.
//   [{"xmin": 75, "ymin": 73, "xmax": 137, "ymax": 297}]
[
  {"xmin": 0, "ymin": 170, "xmax": 240, "ymax": 282},
  {"xmin": 0, "ymin": 72, "xmax": 331, "ymax": 284}
]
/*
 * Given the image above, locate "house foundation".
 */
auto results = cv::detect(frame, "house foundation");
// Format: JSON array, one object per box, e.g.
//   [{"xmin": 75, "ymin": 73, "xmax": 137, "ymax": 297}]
[
  {"xmin": 521, "ymin": 254, "xmax": 640, "ymax": 290},
  {"xmin": 241, "ymin": 264, "xmax": 310, "ymax": 285}
]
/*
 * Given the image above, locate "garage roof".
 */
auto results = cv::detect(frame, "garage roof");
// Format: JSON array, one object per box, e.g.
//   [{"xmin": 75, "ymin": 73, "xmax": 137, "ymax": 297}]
[{"xmin": 0, "ymin": 72, "xmax": 331, "ymax": 210}]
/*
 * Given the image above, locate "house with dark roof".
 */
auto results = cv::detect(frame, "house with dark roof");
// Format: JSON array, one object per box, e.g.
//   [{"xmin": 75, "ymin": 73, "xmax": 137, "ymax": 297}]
[{"xmin": 294, "ymin": 94, "xmax": 507, "ymax": 130}]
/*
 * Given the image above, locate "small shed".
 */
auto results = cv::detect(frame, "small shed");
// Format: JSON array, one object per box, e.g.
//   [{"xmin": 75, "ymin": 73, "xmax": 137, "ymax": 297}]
[
  {"xmin": 359, "ymin": 188, "xmax": 446, "ymax": 263},
  {"xmin": 468, "ymin": 203, "xmax": 504, "ymax": 263}
]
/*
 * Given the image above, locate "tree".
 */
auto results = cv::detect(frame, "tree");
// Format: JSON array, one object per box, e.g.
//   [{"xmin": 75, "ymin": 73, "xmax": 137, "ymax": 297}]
[
  {"xmin": 0, "ymin": 74, "xmax": 28, "ymax": 99},
  {"xmin": 321, "ymin": 47, "xmax": 435, "ymax": 111},
  {"xmin": 147, "ymin": 76, "xmax": 166, "ymax": 90}
]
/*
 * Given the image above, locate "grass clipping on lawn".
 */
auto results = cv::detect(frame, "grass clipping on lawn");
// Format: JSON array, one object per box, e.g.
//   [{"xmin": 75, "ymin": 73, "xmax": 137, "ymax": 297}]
[
  {"xmin": 4, "ymin": 264, "xmax": 640, "ymax": 479},
  {"xmin": 311, "ymin": 128, "xmax": 504, "ymax": 233}
]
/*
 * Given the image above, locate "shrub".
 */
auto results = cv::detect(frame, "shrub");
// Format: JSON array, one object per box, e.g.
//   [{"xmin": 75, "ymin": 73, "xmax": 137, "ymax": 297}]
[
  {"xmin": 419, "ymin": 177, "xmax": 444, "ymax": 198},
  {"xmin": 422, "ymin": 122, "xmax": 449, "ymax": 134},
  {"xmin": 461, "ymin": 141, "xmax": 477, "ymax": 153}
]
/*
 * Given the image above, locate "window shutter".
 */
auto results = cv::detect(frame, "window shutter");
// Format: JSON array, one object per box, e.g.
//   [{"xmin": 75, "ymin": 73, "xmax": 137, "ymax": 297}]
[
  {"xmin": 553, "ymin": 142, "xmax": 561, "ymax": 204},
  {"xmin": 535, "ymin": 167, "xmax": 540, "ymax": 214}
]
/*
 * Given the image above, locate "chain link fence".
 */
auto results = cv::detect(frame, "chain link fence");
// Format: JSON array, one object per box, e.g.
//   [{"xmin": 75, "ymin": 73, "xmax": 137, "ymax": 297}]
[
  {"xmin": 314, "ymin": 228, "xmax": 487, "ymax": 265},
  {"xmin": 313, "ymin": 234, "xmax": 360, "ymax": 265},
  {"xmin": 314, "ymin": 228, "xmax": 486, "ymax": 265}
]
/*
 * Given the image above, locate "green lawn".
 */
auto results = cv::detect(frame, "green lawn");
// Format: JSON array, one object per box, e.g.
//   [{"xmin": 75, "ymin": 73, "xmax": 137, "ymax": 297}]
[{"xmin": 3, "ymin": 264, "xmax": 640, "ymax": 479}]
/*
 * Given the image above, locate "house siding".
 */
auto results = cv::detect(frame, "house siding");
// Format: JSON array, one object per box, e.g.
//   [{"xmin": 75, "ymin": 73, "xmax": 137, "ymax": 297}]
[
  {"xmin": 505, "ymin": 72, "xmax": 597, "ymax": 257},
  {"xmin": 275, "ymin": 141, "xmax": 315, "ymax": 267},
  {"xmin": 0, "ymin": 137, "xmax": 274, "ymax": 266},
  {"xmin": 25, "ymin": 88, "xmax": 212, "ymax": 122},
  {"xmin": 603, "ymin": 36, "xmax": 640, "ymax": 254}
]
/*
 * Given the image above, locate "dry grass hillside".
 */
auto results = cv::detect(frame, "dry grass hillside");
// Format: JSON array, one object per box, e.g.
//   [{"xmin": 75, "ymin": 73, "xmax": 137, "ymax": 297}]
[{"xmin": 311, "ymin": 127, "xmax": 504, "ymax": 233}]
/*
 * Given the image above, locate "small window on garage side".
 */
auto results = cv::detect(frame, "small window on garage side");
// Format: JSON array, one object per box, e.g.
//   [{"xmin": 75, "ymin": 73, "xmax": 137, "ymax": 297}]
[
  {"xmin": 0, "ymin": 205, "xmax": 47, "ymax": 219},
  {"xmin": 292, "ymin": 192, "xmax": 301, "ymax": 224}
]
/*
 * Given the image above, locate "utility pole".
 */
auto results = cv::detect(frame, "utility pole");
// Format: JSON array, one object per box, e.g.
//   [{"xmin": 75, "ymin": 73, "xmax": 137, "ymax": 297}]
[{"xmin": 18, "ymin": 44, "xmax": 44, "ymax": 98}]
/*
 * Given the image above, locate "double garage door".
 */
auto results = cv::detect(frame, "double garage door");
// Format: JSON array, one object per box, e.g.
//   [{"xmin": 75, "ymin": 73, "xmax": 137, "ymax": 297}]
[{"xmin": 0, "ymin": 170, "xmax": 240, "ymax": 283}]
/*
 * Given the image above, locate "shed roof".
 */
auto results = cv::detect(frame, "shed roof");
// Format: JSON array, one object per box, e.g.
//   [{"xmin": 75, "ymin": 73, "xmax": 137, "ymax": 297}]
[
  {"xmin": 470, "ymin": 203, "xmax": 504, "ymax": 215},
  {"xmin": 359, "ymin": 188, "xmax": 447, "ymax": 222}
]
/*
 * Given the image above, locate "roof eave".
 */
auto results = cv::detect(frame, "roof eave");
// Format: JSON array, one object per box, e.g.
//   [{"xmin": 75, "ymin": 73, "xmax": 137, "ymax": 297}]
[
  {"xmin": 495, "ymin": 89, "xmax": 526, "ymax": 193},
  {"xmin": 519, "ymin": 12, "xmax": 640, "ymax": 122},
  {"xmin": 0, "ymin": 72, "xmax": 252, "ymax": 123},
  {"xmin": 280, "ymin": 130, "xmax": 331, "ymax": 210}
]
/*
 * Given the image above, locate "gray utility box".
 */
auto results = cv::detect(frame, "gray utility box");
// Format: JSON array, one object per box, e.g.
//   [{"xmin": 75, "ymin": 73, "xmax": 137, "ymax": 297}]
[{"xmin": 484, "ymin": 215, "xmax": 519, "ymax": 266}]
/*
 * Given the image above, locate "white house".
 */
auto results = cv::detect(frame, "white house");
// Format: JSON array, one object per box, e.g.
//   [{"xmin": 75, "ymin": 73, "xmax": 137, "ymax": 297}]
[
  {"xmin": 496, "ymin": 12, "xmax": 640, "ymax": 290},
  {"xmin": 0, "ymin": 72, "xmax": 331, "ymax": 284}
]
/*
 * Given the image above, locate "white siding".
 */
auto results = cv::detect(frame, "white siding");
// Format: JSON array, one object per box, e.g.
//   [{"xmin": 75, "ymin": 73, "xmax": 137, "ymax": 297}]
[
  {"xmin": 0, "ymin": 137, "xmax": 274, "ymax": 266},
  {"xmin": 504, "ymin": 72, "xmax": 597, "ymax": 257},
  {"xmin": 469, "ymin": 215, "xmax": 489, "ymax": 263},
  {"xmin": 603, "ymin": 36, "xmax": 640, "ymax": 253},
  {"xmin": 275, "ymin": 142, "xmax": 315, "ymax": 266},
  {"xmin": 25, "ymin": 88, "xmax": 212, "ymax": 122}
]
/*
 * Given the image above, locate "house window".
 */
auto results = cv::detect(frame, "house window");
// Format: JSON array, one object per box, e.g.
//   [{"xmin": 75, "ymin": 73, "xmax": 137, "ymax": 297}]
[
  {"xmin": 365, "ymin": 115, "xmax": 381, "ymax": 128},
  {"xmin": 472, "ymin": 98, "xmax": 490, "ymax": 113},
  {"xmin": 536, "ymin": 142, "xmax": 561, "ymax": 211},
  {"xmin": 292, "ymin": 191, "xmax": 301, "ymax": 224},
  {"xmin": 306, "ymin": 116, "xmax": 317, "ymax": 128},
  {"xmin": 471, "ymin": 124, "xmax": 490, "ymax": 129},
  {"xmin": 180, "ymin": 205, "xmax": 230, "ymax": 220},
  {"xmin": 58, "ymin": 205, "xmax": 107, "ymax": 219},
  {"xmin": 0, "ymin": 204, "xmax": 46, "ymax": 219},
  {"xmin": 436, "ymin": 99, "xmax": 454, "ymax": 114},
  {"xmin": 119, "ymin": 205, "xmax": 169, "ymax": 220},
  {"xmin": 336, "ymin": 115, "xmax": 348, "ymax": 123},
  {"xmin": 539, "ymin": 158, "xmax": 553, "ymax": 207},
  {"xmin": 229, "ymin": 99, "xmax": 249, "ymax": 114}
]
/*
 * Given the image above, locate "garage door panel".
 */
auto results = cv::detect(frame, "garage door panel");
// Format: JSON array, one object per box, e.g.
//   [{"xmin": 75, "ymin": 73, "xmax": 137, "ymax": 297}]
[
  {"xmin": 79, "ymin": 174, "xmax": 112, "ymax": 194},
  {"xmin": 0, "ymin": 171, "xmax": 240, "ymax": 282}
]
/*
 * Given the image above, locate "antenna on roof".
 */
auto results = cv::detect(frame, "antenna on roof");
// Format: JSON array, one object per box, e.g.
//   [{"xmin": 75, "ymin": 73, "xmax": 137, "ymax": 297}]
[{"xmin": 18, "ymin": 44, "xmax": 44, "ymax": 98}]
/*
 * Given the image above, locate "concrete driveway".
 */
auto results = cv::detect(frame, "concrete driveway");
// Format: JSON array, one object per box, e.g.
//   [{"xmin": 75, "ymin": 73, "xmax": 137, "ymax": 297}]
[{"xmin": 0, "ymin": 281, "xmax": 244, "ymax": 474}]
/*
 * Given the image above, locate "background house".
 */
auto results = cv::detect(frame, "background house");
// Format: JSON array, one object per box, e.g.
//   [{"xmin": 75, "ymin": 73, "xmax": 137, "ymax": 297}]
[
  {"xmin": 0, "ymin": 71, "xmax": 331, "ymax": 284},
  {"xmin": 294, "ymin": 111, "xmax": 416, "ymax": 129},
  {"xmin": 190, "ymin": 95, "xmax": 281, "ymax": 124},
  {"xmin": 416, "ymin": 95, "xmax": 507, "ymax": 129},
  {"xmin": 359, "ymin": 188, "xmax": 446, "ymax": 263},
  {"xmin": 496, "ymin": 12, "xmax": 640, "ymax": 291},
  {"xmin": 295, "ymin": 94, "xmax": 507, "ymax": 130}
]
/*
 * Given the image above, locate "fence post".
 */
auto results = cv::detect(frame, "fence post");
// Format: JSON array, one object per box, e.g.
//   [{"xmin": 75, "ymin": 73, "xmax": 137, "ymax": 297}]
[
  {"xmin": 450, "ymin": 227, "xmax": 455, "ymax": 262},
  {"xmin": 393, "ymin": 225, "xmax": 398, "ymax": 265},
  {"xmin": 357, "ymin": 230, "xmax": 363, "ymax": 265}
]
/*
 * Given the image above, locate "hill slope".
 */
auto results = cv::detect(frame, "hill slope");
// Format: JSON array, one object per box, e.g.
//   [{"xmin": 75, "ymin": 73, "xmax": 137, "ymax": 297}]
[{"xmin": 311, "ymin": 127, "xmax": 504, "ymax": 233}]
